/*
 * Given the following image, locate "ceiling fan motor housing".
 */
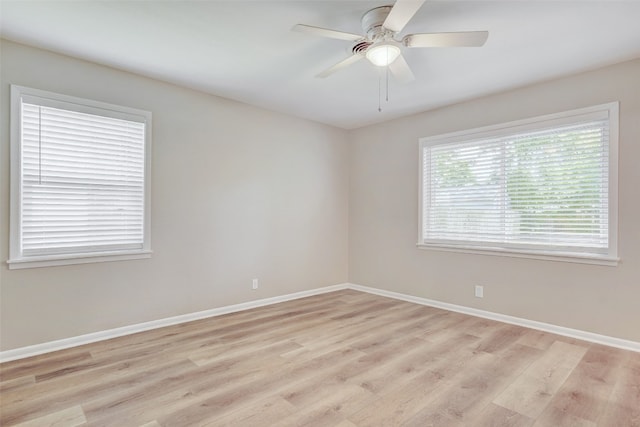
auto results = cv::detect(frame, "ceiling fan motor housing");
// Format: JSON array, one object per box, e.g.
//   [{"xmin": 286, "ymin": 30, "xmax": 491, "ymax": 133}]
[{"xmin": 361, "ymin": 6, "xmax": 393, "ymax": 39}]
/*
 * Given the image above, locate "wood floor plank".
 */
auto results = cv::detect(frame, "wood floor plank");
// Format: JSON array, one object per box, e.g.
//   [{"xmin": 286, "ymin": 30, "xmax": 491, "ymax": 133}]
[
  {"xmin": 11, "ymin": 405, "xmax": 86, "ymax": 427},
  {"xmin": 347, "ymin": 371, "xmax": 443, "ymax": 426},
  {"xmin": 492, "ymin": 340, "xmax": 588, "ymax": 419},
  {"xmin": 346, "ymin": 332, "xmax": 480, "ymax": 396},
  {"xmin": 83, "ymin": 337, "xmax": 355, "ymax": 425},
  {"xmin": 472, "ymin": 323, "xmax": 528, "ymax": 354},
  {"xmin": 82, "ymin": 358, "xmax": 274, "ymax": 426},
  {"xmin": 282, "ymin": 382, "xmax": 373, "ymax": 424},
  {"xmin": 155, "ymin": 345, "xmax": 367, "ymax": 426},
  {"xmin": 1, "ymin": 342, "xmax": 195, "ymax": 409},
  {"xmin": 200, "ymin": 395, "xmax": 297, "ymax": 427},
  {"xmin": 1, "ymin": 290, "xmax": 638, "ymax": 427},
  {"xmin": 532, "ymin": 407, "xmax": 598, "ymax": 427},
  {"xmin": 418, "ymin": 311, "xmax": 473, "ymax": 343},
  {"xmin": 534, "ymin": 344, "xmax": 623, "ymax": 425},
  {"xmin": 474, "ymin": 403, "xmax": 535, "ymax": 427},
  {"xmin": 277, "ymin": 337, "xmax": 432, "ymax": 419},
  {"xmin": 403, "ymin": 410, "xmax": 464, "ymax": 427},
  {"xmin": 1, "ymin": 358, "xmax": 197, "ymax": 426},
  {"xmin": 0, "ymin": 351, "xmax": 93, "ymax": 382},
  {"xmin": 278, "ymin": 406, "xmax": 345, "ymax": 427},
  {"xmin": 0, "ymin": 375, "xmax": 35, "ymax": 393},
  {"xmin": 516, "ymin": 329, "xmax": 561, "ymax": 351},
  {"xmin": 404, "ymin": 342, "xmax": 541, "ymax": 424},
  {"xmin": 596, "ymin": 353, "xmax": 640, "ymax": 426},
  {"xmin": 188, "ymin": 337, "xmax": 301, "ymax": 366}
]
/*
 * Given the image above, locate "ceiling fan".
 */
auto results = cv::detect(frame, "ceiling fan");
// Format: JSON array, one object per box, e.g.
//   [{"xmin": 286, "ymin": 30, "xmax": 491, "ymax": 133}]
[{"xmin": 293, "ymin": 0, "xmax": 488, "ymax": 83}]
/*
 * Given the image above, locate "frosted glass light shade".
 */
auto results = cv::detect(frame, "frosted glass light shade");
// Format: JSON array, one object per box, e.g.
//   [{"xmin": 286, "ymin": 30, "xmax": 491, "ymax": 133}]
[{"xmin": 366, "ymin": 44, "xmax": 401, "ymax": 66}]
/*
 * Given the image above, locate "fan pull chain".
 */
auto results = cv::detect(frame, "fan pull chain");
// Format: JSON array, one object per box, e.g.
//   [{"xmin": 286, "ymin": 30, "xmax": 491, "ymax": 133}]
[
  {"xmin": 378, "ymin": 66, "xmax": 392, "ymax": 113},
  {"xmin": 386, "ymin": 64, "xmax": 390, "ymax": 102},
  {"xmin": 378, "ymin": 74, "xmax": 382, "ymax": 112}
]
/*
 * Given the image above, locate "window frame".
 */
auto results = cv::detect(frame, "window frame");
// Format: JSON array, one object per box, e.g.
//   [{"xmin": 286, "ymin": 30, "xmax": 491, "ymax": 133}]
[
  {"xmin": 8, "ymin": 85, "xmax": 152, "ymax": 269},
  {"xmin": 418, "ymin": 103, "xmax": 619, "ymax": 266}
]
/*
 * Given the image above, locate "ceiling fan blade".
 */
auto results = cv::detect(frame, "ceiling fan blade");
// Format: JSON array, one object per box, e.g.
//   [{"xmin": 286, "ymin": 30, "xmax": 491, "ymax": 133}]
[
  {"xmin": 292, "ymin": 24, "xmax": 362, "ymax": 41},
  {"xmin": 388, "ymin": 54, "xmax": 415, "ymax": 84},
  {"xmin": 383, "ymin": 0, "xmax": 427, "ymax": 33},
  {"xmin": 404, "ymin": 31, "xmax": 489, "ymax": 47},
  {"xmin": 316, "ymin": 54, "xmax": 364, "ymax": 78}
]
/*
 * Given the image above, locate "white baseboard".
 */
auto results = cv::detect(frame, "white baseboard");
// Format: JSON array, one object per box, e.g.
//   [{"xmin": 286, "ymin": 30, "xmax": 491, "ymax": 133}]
[
  {"xmin": 347, "ymin": 283, "xmax": 640, "ymax": 353},
  {"xmin": 2, "ymin": 281, "xmax": 638, "ymax": 362},
  {"xmin": 0, "ymin": 283, "xmax": 349, "ymax": 363}
]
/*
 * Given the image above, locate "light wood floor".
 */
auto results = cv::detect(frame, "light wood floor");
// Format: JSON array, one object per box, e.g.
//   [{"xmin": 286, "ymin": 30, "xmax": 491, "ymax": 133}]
[{"xmin": 1, "ymin": 290, "xmax": 639, "ymax": 427}]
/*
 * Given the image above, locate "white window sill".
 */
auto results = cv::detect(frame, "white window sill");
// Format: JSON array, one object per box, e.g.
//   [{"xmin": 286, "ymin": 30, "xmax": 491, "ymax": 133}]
[
  {"xmin": 7, "ymin": 250, "xmax": 152, "ymax": 270},
  {"xmin": 416, "ymin": 243, "xmax": 619, "ymax": 267}
]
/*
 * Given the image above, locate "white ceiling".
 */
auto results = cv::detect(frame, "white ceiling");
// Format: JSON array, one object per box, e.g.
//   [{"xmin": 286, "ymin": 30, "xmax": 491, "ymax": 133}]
[{"xmin": 1, "ymin": 1, "xmax": 640, "ymax": 129}]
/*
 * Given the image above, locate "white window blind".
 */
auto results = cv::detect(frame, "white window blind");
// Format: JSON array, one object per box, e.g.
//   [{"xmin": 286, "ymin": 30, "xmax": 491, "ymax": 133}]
[
  {"xmin": 9, "ymin": 86, "xmax": 152, "ymax": 268},
  {"xmin": 419, "ymin": 103, "xmax": 618, "ymax": 262}
]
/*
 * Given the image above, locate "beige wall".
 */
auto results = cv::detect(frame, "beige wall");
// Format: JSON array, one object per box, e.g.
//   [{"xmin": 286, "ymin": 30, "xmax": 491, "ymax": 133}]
[
  {"xmin": 348, "ymin": 58, "xmax": 640, "ymax": 342},
  {"xmin": 0, "ymin": 40, "xmax": 349, "ymax": 351}
]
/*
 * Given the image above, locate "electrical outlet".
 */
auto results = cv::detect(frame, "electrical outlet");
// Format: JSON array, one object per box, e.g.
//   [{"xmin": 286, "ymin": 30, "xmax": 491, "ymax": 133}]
[
  {"xmin": 475, "ymin": 285, "xmax": 484, "ymax": 298},
  {"xmin": 252, "ymin": 278, "xmax": 259, "ymax": 290}
]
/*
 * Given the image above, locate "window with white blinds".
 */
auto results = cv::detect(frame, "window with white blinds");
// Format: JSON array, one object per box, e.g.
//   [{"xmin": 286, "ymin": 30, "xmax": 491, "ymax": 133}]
[
  {"xmin": 9, "ymin": 85, "xmax": 152, "ymax": 269},
  {"xmin": 419, "ymin": 103, "xmax": 618, "ymax": 264}
]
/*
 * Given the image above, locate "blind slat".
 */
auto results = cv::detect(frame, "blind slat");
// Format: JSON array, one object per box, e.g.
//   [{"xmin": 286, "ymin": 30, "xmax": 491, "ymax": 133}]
[
  {"xmin": 422, "ymin": 117, "xmax": 611, "ymax": 253},
  {"xmin": 20, "ymin": 100, "xmax": 147, "ymax": 256}
]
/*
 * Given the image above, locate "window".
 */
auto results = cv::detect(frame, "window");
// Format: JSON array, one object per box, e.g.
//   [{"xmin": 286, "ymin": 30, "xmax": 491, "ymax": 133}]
[
  {"xmin": 9, "ymin": 85, "xmax": 152, "ymax": 269},
  {"xmin": 419, "ymin": 103, "xmax": 618, "ymax": 265}
]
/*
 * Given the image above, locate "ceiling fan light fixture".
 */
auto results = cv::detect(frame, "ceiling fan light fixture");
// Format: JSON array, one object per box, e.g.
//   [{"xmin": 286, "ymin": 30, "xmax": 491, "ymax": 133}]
[{"xmin": 366, "ymin": 43, "xmax": 401, "ymax": 67}]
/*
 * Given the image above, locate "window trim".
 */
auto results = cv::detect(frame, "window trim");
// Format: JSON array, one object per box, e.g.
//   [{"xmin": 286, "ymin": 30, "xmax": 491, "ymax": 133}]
[
  {"xmin": 8, "ymin": 85, "xmax": 152, "ymax": 269},
  {"xmin": 417, "ymin": 103, "xmax": 619, "ymax": 266}
]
